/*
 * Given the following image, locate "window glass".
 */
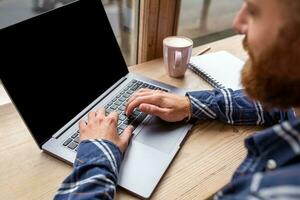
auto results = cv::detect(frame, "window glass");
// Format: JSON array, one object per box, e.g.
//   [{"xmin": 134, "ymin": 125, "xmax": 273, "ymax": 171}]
[{"xmin": 177, "ymin": 0, "xmax": 243, "ymax": 46}]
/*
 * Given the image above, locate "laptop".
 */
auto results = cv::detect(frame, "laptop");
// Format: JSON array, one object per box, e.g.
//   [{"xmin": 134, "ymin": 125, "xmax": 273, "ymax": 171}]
[{"xmin": 0, "ymin": 0, "xmax": 192, "ymax": 198}]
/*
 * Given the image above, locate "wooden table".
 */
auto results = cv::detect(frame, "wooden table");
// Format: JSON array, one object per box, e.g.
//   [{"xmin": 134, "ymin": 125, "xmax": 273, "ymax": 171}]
[{"xmin": 0, "ymin": 35, "xmax": 261, "ymax": 200}]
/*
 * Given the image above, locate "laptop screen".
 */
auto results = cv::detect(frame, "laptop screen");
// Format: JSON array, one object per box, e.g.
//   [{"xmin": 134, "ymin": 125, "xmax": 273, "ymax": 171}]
[{"xmin": 0, "ymin": 0, "xmax": 129, "ymax": 147}]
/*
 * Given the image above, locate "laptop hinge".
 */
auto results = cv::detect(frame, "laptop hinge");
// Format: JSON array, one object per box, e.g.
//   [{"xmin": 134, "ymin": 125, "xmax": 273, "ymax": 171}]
[{"xmin": 52, "ymin": 76, "xmax": 128, "ymax": 139}]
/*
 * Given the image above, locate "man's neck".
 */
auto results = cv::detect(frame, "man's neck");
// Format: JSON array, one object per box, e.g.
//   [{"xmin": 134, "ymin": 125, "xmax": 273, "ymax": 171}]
[{"xmin": 294, "ymin": 108, "xmax": 300, "ymax": 117}]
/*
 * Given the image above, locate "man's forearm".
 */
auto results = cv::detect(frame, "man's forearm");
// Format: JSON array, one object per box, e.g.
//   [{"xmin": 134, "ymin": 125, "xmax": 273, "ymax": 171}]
[
  {"xmin": 54, "ymin": 139, "xmax": 122, "ymax": 200},
  {"xmin": 187, "ymin": 89, "xmax": 293, "ymax": 125}
]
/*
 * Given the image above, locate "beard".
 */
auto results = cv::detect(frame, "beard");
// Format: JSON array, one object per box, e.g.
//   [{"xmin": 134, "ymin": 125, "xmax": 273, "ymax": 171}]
[{"xmin": 241, "ymin": 32, "xmax": 300, "ymax": 109}]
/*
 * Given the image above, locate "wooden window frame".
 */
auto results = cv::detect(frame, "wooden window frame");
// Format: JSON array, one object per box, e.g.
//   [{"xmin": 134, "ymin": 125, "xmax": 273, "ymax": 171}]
[{"xmin": 138, "ymin": 0, "xmax": 181, "ymax": 63}]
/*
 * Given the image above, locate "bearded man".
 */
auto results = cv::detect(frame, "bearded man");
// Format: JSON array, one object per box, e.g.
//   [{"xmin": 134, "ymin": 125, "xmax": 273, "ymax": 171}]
[{"xmin": 54, "ymin": 0, "xmax": 300, "ymax": 199}]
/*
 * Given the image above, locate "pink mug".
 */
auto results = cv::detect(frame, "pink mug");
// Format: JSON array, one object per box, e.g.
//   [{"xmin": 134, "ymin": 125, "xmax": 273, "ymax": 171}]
[{"xmin": 163, "ymin": 36, "xmax": 193, "ymax": 78}]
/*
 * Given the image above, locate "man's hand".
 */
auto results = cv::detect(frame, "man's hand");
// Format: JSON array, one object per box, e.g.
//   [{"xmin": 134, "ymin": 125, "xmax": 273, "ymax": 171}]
[
  {"xmin": 125, "ymin": 88, "xmax": 191, "ymax": 122},
  {"xmin": 79, "ymin": 108, "xmax": 133, "ymax": 153}
]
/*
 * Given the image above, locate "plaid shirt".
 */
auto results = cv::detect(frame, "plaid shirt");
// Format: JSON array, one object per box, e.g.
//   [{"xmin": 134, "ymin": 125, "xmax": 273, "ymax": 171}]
[{"xmin": 54, "ymin": 89, "xmax": 300, "ymax": 200}]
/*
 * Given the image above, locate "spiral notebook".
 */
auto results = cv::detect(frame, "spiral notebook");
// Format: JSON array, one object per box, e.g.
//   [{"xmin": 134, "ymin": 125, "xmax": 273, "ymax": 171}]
[{"xmin": 188, "ymin": 51, "xmax": 245, "ymax": 90}]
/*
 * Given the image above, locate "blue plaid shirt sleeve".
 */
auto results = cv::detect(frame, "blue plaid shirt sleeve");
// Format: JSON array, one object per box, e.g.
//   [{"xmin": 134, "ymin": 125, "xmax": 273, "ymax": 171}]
[
  {"xmin": 54, "ymin": 139, "xmax": 122, "ymax": 200},
  {"xmin": 187, "ymin": 89, "xmax": 294, "ymax": 125}
]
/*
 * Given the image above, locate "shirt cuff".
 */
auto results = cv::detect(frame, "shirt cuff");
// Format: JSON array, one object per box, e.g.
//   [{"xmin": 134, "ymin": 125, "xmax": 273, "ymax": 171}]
[
  {"xmin": 186, "ymin": 92, "xmax": 217, "ymax": 120},
  {"xmin": 74, "ymin": 139, "xmax": 123, "ymax": 170},
  {"xmin": 186, "ymin": 92, "xmax": 202, "ymax": 120}
]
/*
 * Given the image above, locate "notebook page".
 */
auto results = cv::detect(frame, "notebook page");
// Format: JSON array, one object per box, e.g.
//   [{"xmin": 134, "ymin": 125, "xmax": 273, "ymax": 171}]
[{"xmin": 189, "ymin": 51, "xmax": 245, "ymax": 90}]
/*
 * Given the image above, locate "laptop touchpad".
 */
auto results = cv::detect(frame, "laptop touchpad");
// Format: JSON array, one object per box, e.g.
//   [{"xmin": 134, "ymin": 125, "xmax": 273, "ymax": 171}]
[{"xmin": 134, "ymin": 116, "xmax": 187, "ymax": 154}]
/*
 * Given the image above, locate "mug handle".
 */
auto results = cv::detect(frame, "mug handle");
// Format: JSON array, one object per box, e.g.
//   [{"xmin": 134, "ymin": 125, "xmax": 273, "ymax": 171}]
[{"xmin": 174, "ymin": 51, "xmax": 182, "ymax": 69}]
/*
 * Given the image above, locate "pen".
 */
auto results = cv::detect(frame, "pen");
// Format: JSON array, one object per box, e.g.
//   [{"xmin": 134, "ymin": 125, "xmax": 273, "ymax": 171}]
[{"xmin": 196, "ymin": 46, "xmax": 211, "ymax": 56}]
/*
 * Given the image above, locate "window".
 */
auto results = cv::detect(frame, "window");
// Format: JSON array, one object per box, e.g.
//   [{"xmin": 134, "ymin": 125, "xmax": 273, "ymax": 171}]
[
  {"xmin": 0, "ymin": 0, "xmax": 77, "ymax": 29},
  {"xmin": 177, "ymin": 0, "xmax": 243, "ymax": 46},
  {"xmin": 103, "ymin": 0, "xmax": 139, "ymax": 66}
]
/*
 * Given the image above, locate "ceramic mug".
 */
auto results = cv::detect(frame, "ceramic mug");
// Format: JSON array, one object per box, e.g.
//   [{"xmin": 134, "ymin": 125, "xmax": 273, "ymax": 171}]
[{"xmin": 163, "ymin": 36, "xmax": 193, "ymax": 78}]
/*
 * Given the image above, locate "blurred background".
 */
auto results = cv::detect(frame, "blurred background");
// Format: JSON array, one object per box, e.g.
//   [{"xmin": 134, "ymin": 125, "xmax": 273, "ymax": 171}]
[{"xmin": 0, "ymin": 0, "xmax": 243, "ymax": 66}]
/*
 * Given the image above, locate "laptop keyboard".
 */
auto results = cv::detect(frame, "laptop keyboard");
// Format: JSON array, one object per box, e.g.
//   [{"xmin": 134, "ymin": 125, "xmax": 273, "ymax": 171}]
[{"xmin": 63, "ymin": 79, "xmax": 168, "ymax": 151}]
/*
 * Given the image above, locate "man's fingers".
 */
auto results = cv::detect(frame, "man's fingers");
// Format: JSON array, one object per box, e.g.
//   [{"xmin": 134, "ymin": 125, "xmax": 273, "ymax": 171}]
[
  {"xmin": 139, "ymin": 103, "xmax": 169, "ymax": 119},
  {"xmin": 120, "ymin": 125, "xmax": 134, "ymax": 146},
  {"xmin": 79, "ymin": 120, "xmax": 87, "ymax": 140},
  {"xmin": 88, "ymin": 111, "xmax": 96, "ymax": 123},
  {"xmin": 107, "ymin": 111, "xmax": 119, "ymax": 125},
  {"xmin": 96, "ymin": 108, "xmax": 106, "ymax": 121},
  {"xmin": 126, "ymin": 89, "xmax": 156, "ymax": 110},
  {"xmin": 126, "ymin": 94, "xmax": 163, "ymax": 116},
  {"xmin": 136, "ymin": 88, "xmax": 152, "ymax": 93},
  {"xmin": 95, "ymin": 108, "xmax": 105, "ymax": 126},
  {"xmin": 79, "ymin": 120, "xmax": 87, "ymax": 130}
]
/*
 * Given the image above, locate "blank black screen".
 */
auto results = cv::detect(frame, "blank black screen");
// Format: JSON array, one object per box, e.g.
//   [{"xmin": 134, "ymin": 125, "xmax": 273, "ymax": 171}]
[{"xmin": 0, "ymin": 0, "xmax": 129, "ymax": 147}]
